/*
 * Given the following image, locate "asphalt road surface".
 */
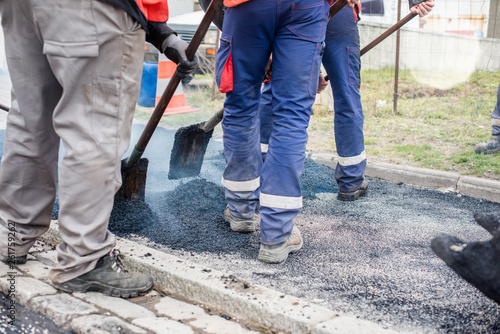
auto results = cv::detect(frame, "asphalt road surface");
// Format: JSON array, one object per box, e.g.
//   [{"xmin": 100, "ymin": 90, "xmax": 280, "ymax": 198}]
[{"xmin": 2, "ymin": 124, "xmax": 500, "ymax": 333}]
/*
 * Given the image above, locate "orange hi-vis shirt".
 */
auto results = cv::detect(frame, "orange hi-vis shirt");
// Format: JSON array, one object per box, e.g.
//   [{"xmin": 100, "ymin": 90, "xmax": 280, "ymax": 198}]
[{"xmin": 136, "ymin": 0, "xmax": 169, "ymax": 22}]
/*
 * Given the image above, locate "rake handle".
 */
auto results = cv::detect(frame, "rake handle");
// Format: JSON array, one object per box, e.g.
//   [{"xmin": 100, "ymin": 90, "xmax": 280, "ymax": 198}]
[
  {"xmin": 125, "ymin": 0, "xmax": 223, "ymax": 168},
  {"xmin": 360, "ymin": 12, "xmax": 416, "ymax": 57},
  {"xmin": 324, "ymin": 12, "xmax": 417, "ymax": 81}
]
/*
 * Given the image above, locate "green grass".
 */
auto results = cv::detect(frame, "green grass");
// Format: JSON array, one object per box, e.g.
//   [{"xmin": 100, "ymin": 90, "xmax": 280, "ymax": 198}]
[{"xmin": 309, "ymin": 68, "xmax": 500, "ymax": 180}]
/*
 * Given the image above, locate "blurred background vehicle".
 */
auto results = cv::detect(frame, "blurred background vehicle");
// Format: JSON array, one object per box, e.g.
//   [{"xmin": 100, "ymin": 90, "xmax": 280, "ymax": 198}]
[{"xmin": 167, "ymin": 11, "xmax": 218, "ymax": 77}]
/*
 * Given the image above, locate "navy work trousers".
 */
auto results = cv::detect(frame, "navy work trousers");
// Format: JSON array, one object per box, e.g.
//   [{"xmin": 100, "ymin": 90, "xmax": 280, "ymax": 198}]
[{"xmin": 322, "ymin": 6, "xmax": 366, "ymax": 193}]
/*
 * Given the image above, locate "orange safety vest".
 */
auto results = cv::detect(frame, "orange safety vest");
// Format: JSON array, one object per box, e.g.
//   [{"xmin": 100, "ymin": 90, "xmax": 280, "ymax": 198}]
[{"xmin": 136, "ymin": 0, "xmax": 169, "ymax": 22}]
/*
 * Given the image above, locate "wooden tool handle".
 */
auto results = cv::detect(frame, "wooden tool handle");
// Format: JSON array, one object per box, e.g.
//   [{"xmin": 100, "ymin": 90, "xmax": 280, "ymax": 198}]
[{"xmin": 360, "ymin": 13, "xmax": 416, "ymax": 56}]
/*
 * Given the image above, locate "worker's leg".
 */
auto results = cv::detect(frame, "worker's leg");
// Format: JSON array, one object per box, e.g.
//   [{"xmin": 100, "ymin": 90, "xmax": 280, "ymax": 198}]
[
  {"xmin": 492, "ymin": 83, "xmax": 500, "ymax": 136},
  {"xmin": 29, "ymin": 1, "xmax": 145, "ymax": 283},
  {"xmin": 0, "ymin": 0, "xmax": 61, "ymax": 259},
  {"xmin": 217, "ymin": 0, "xmax": 274, "ymax": 220},
  {"xmin": 259, "ymin": 0, "xmax": 329, "ymax": 245},
  {"xmin": 475, "ymin": 83, "xmax": 500, "ymax": 154},
  {"xmin": 322, "ymin": 6, "xmax": 366, "ymax": 193}
]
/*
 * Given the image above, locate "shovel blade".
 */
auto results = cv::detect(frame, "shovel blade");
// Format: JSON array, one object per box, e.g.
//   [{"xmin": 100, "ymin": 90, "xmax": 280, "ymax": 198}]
[
  {"xmin": 116, "ymin": 158, "xmax": 149, "ymax": 201},
  {"xmin": 168, "ymin": 122, "xmax": 214, "ymax": 180}
]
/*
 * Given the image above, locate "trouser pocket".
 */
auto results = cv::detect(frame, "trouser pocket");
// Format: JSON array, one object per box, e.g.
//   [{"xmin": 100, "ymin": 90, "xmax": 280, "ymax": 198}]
[
  {"xmin": 215, "ymin": 32, "xmax": 233, "ymax": 93},
  {"xmin": 92, "ymin": 77, "xmax": 121, "ymax": 144}
]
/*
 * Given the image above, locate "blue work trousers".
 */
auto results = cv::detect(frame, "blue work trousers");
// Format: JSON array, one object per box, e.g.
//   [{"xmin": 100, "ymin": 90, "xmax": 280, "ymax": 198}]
[
  {"xmin": 491, "ymin": 83, "xmax": 500, "ymax": 136},
  {"xmin": 322, "ymin": 6, "xmax": 366, "ymax": 193},
  {"xmin": 216, "ymin": 0, "xmax": 328, "ymax": 245}
]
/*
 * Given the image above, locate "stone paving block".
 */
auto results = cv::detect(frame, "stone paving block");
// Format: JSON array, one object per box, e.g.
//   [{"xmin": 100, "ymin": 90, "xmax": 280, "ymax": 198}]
[
  {"xmin": 26, "ymin": 254, "xmax": 37, "ymax": 261},
  {"xmin": 33, "ymin": 250, "xmax": 58, "ymax": 266},
  {"xmin": 71, "ymin": 315, "xmax": 147, "ymax": 334},
  {"xmin": 0, "ymin": 261, "xmax": 11, "ymax": 276},
  {"xmin": 0, "ymin": 277, "xmax": 56, "ymax": 306},
  {"xmin": 74, "ymin": 292, "xmax": 155, "ymax": 320},
  {"xmin": 154, "ymin": 295, "xmax": 207, "ymax": 321},
  {"xmin": 30, "ymin": 294, "xmax": 98, "ymax": 327},
  {"xmin": 132, "ymin": 317, "xmax": 194, "ymax": 334},
  {"xmin": 190, "ymin": 315, "xmax": 258, "ymax": 334},
  {"xmin": 311, "ymin": 316, "xmax": 400, "ymax": 334},
  {"xmin": 18, "ymin": 260, "xmax": 51, "ymax": 280}
]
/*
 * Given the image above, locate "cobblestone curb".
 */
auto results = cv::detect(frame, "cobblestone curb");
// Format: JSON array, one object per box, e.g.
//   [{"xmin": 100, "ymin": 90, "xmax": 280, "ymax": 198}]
[
  {"xmin": 35, "ymin": 223, "xmax": 402, "ymax": 334},
  {"xmin": 310, "ymin": 153, "xmax": 500, "ymax": 204}
]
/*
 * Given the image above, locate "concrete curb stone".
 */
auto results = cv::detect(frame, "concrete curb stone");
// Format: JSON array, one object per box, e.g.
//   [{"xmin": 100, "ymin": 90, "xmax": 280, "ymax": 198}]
[{"xmin": 310, "ymin": 153, "xmax": 500, "ymax": 204}]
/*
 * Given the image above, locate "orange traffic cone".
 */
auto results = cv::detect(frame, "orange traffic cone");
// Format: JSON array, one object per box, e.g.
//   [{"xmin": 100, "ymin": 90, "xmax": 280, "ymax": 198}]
[{"xmin": 156, "ymin": 53, "xmax": 200, "ymax": 115}]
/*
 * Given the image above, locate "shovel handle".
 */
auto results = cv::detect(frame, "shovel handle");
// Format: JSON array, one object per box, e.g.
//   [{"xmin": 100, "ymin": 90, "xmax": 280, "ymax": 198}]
[
  {"xmin": 200, "ymin": 108, "xmax": 224, "ymax": 132},
  {"xmin": 329, "ymin": 0, "xmax": 348, "ymax": 19},
  {"xmin": 125, "ymin": 0, "xmax": 223, "ymax": 168},
  {"xmin": 0, "ymin": 103, "xmax": 9, "ymax": 112}
]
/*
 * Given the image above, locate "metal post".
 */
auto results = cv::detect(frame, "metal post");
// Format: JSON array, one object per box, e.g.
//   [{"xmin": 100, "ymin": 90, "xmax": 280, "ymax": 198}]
[{"xmin": 393, "ymin": 0, "xmax": 402, "ymax": 113}]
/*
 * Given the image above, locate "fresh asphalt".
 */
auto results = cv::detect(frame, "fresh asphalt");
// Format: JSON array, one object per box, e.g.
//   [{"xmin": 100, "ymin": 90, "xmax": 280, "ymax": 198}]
[{"xmin": 2, "ymin": 122, "xmax": 500, "ymax": 334}]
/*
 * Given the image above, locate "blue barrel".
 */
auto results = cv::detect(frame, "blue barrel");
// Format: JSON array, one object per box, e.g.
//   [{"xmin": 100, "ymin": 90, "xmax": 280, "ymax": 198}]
[{"xmin": 138, "ymin": 62, "xmax": 158, "ymax": 107}]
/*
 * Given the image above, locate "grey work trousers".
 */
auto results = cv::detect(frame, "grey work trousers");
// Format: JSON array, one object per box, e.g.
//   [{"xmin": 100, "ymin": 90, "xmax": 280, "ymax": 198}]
[{"xmin": 0, "ymin": 0, "xmax": 145, "ymax": 283}]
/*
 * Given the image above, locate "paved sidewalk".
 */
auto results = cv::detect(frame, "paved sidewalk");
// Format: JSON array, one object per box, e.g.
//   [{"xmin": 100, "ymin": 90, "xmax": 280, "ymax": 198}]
[{"xmin": 1, "ymin": 239, "xmax": 261, "ymax": 334}]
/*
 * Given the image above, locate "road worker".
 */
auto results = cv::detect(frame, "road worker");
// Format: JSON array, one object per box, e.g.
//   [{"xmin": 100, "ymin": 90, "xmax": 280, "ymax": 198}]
[
  {"xmin": 260, "ymin": 0, "xmax": 434, "ymax": 202},
  {"xmin": 475, "ymin": 83, "xmax": 500, "ymax": 154},
  {"xmin": 216, "ymin": 0, "xmax": 359, "ymax": 263},
  {"xmin": 0, "ymin": 0, "xmax": 197, "ymax": 297}
]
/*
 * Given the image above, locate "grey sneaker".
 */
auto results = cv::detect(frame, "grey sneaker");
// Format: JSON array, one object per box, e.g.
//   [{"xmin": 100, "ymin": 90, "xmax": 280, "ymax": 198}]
[
  {"xmin": 1, "ymin": 255, "xmax": 27, "ymax": 265},
  {"xmin": 258, "ymin": 226, "xmax": 303, "ymax": 263},
  {"xmin": 338, "ymin": 180, "xmax": 368, "ymax": 201},
  {"xmin": 53, "ymin": 250, "xmax": 153, "ymax": 298},
  {"xmin": 475, "ymin": 135, "xmax": 500, "ymax": 154},
  {"xmin": 224, "ymin": 207, "xmax": 258, "ymax": 233}
]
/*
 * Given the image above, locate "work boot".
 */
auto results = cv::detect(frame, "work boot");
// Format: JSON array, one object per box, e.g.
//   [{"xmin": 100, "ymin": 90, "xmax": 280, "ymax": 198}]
[
  {"xmin": 474, "ymin": 135, "xmax": 500, "ymax": 154},
  {"xmin": 337, "ymin": 180, "xmax": 368, "ymax": 201},
  {"xmin": 53, "ymin": 250, "xmax": 153, "ymax": 298},
  {"xmin": 224, "ymin": 207, "xmax": 258, "ymax": 233},
  {"xmin": 258, "ymin": 226, "xmax": 303, "ymax": 264},
  {"xmin": 431, "ymin": 233, "xmax": 500, "ymax": 304},
  {"xmin": 474, "ymin": 212, "xmax": 500, "ymax": 236},
  {"xmin": 1, "ymin": 255, "xmax": 27, "ymax": 265}
]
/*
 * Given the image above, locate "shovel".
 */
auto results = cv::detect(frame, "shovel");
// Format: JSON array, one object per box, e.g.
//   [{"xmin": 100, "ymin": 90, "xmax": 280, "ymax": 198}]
[
  {"xmin": 116, "ymin": 0, "xmax": 223, "ymax": 200},
  {"xmin": 167, "ymin": 0, "xmax": 349, "ymax": 180}
]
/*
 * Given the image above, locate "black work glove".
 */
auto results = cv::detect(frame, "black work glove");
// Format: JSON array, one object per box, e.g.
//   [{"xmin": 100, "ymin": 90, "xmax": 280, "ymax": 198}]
[{"xmin": 161, "ymin": 34, "xmax": 199, "ymax": 78}]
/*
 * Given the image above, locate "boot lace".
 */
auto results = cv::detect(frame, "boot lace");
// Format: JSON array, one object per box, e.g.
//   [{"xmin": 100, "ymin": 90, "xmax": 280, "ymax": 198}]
[{"xmin": 109, "ymin": 250, "xmax": 128, "ymax": 274}]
